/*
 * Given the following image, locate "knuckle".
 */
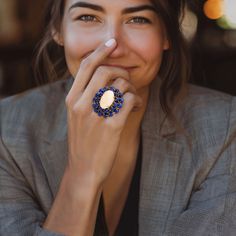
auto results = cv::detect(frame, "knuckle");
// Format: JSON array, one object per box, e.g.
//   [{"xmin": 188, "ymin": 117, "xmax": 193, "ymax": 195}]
[
  {"xmin": 124, "ymin": 92, "xmax": 137, "ymax": 107},
  {"xmin": 65, "ymin": 95, "xmax": 74, "ymax": 107},
  {"xmin": 95, "ymin": 66, "xmax": 110, "ymax": 78},
  {"xmin": 116, "ymin": 78, "xmax": 129, "ymax": 91},
  {"xmin": 119, "ymin": 69, "xmax": 129, "ymax": 80},
  {"xmin": 72, "ymin": 103, "xmax": 87, "ymax": 116},
  {"xmin": 124, "ymin": 92, "xmax": 135, "ymax": 102},
  {"xmin": 66, "ymin": 99, "xmax": 88, "ymax": 116},
  {"xmin": 121, "ymin": 70, "xmax": 129, "ymax": 79},
  {"xmin": 117, "ymin": 78, "xmax": 128, "ymax": 87},
  {"xmin": 80, "ymin": 58, "xmax": 92, "ymax": 70}
]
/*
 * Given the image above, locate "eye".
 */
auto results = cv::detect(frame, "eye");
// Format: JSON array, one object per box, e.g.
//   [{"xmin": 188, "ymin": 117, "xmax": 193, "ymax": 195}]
[
  {"xmin": 77, "ymin": 15, "xmax": 98, "ymax": 22},
  {"xmin": 128, "ymin": 17, "xmax": 151, "ymax": 24}
]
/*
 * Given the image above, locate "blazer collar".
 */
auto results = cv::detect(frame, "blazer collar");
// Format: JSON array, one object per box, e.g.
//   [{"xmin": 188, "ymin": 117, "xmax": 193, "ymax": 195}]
[{"xmin": 39, "ymin": 77, "xmax": 183, "ymax": 235}]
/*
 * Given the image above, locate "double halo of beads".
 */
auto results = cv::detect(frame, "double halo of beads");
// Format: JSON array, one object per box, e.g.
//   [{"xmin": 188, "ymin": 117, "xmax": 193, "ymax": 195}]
[{"xmin": 92, "ymin": 86, "xmax": 124, "ymax": 118}]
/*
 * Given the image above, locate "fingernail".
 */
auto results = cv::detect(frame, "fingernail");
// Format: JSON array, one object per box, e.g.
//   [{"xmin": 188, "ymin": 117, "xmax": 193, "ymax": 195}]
[{"xmin": 105, "ymin": 38, "xmax": 116, "ymax": 47}]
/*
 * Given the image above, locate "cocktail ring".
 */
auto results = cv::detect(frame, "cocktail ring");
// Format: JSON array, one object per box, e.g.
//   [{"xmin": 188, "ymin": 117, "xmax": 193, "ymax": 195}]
[{"xmin": 92, "ymin": 86, "xmax": 124, "ymax": 118}]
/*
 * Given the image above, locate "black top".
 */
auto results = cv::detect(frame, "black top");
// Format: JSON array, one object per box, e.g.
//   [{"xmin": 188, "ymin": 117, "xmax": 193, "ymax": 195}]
[{"xmin": 94, "ymin": 135, "xmax": 143, "ymax": 236}]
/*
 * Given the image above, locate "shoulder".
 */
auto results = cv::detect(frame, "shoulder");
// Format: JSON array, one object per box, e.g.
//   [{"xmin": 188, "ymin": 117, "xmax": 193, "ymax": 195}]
[
  {"xmin": 183, "ymin": 84, "xmax": 234, "ymax": 118},
  {"xmin": 179, "ymin": 84, "xmax": 235, "ymax": 131},
  {"xmin": 0, "ymin": 78, "xmax": 72, "ymax": 143},
  {"xmin": 177, "ymin": 84, "xmax": 236, "ymax": 161}
]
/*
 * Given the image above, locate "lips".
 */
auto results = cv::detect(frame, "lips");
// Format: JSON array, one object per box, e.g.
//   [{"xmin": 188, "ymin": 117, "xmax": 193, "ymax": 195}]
[{"xmin": 101, "ymin": 64, "xmax": 137, "ymax": 70}]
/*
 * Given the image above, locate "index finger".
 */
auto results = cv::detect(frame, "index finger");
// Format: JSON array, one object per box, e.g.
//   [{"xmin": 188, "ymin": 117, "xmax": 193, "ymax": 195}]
[{"xmin": 69, "ymin": 38, "xmax": 117, "ymax": 97}]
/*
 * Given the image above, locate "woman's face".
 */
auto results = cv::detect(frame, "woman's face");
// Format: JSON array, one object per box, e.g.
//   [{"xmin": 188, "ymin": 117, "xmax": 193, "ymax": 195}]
[{"xmin": 58, "ymin": 0, "xmax": 169, "ymax": 90}]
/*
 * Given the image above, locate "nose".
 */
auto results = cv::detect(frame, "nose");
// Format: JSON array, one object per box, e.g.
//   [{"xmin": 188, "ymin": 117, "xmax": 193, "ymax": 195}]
[{"xmin": 105, "ymin": 21, "xmax": 128, "ymax": 58}]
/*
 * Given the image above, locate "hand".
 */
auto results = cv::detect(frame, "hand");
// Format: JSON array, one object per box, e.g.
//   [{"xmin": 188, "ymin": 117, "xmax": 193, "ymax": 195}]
[{"xmin": 65, "ymin": 39, "xmax": 143, "ymax": 186}]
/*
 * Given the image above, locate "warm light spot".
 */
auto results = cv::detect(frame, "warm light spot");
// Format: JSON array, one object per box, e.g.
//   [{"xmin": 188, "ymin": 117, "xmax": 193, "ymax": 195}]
[
  {"xmin": 204, "ymin": 0, "xmax": 224, "ymax": 20},
  {"xmin": 181, "ymin": 6, "xmax": 198, "ymax": 41},
  {"xmin": 224, "ymin": 0, "xmax": 236, "ymax": 27}
]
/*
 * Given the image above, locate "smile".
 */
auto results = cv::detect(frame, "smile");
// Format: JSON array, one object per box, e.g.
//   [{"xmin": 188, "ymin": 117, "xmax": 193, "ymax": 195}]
[{"xmin": 101, "ymin": 64, "xmax": 138, "ymax": 71}]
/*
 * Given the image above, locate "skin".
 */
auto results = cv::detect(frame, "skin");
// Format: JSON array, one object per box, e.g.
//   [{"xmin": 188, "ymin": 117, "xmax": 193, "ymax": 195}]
[
  {"xmin": 60, "ymin": 0, "xmax": 168, "ymax": 92},
  {"xmin": 44, "ymin": 0, "xmax": 169, "ymax": 235}
]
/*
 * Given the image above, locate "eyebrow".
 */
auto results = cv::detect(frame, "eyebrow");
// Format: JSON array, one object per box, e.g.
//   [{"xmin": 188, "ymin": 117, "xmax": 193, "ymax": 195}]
[{"xmin": 69, "ymin": 2, "xmax": 157, "ymax": 14}]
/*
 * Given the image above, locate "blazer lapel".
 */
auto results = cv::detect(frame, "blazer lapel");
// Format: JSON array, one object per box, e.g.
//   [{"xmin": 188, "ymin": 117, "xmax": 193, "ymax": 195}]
[
  {"xmin": 38, "ymin": 79, "xmax": 72, "ymax": 200},
  {"xmin": 139, "ymin": 77, "xmax": 183, "ymax": 235},
  {"xmin": 39, "ymin": 139, "xmax": 68, "ymax": 199}
]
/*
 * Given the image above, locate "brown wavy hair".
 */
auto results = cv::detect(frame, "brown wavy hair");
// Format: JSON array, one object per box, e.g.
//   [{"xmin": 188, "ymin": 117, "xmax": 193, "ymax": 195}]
[{"xmin": 34, "ymin": 0, "xmax": 190, "ymax": 121}]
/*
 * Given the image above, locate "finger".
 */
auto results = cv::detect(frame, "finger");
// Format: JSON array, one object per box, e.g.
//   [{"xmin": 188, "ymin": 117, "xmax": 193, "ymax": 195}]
[
  {"xmin": 111, "ymin": 78, "xmax": 137, "ymax": 95},
  {"xmin": 79, "ymin": 66, "xmax": 130, "ymax": 104},
  {"xmin": 87, "ymin": 90, "xmax": 143, "ymax": 125},
  {"xmin": 78, "ymin": 77, "xmax": 137, "ymax": 115},
  {"xmin": 110, "ymin": 92, "xmax": 143, "ymax": 126},
  {"xmin": 67, "ymin": 39, "xmax": 117, "ymax": 103}
]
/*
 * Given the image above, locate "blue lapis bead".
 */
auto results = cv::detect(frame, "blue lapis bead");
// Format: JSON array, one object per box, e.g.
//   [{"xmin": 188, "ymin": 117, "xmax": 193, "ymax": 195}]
[
  {"xmin": 92, "ymin": 101, "xmax": 98, "ymax": 106},
  {"xmin": 116, "ymin": 98, "xmax": 123, "ymax": 103}
]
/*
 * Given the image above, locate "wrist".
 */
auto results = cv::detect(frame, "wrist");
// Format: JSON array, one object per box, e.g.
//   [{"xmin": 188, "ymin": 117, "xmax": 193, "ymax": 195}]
[
  {"xmin": 60, "ymin": 164, "xmax": 103, "ymax": 199},
  {"xmin": 44, "ymin": 164, "xmax": 102, "ymax": 236}
]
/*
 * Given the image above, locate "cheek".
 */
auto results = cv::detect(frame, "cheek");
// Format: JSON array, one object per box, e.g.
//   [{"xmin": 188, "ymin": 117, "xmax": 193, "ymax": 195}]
[
  {"xmin": 62, "ymin": 26, "xmax": 99, "ymax": 76},
  {"xmin": 127, "ymin": 30, "xmax": 165, "ymax": 68},
  {"xmin": 125, "ymin": 30, "xmax": 166, "ymax": 88}
]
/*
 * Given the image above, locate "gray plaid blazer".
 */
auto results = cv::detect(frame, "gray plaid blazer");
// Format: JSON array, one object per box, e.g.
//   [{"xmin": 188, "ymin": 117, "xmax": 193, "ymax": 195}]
[{"xmin": 1, "ymin": 77, "xmax": 236, "ymax": 236}]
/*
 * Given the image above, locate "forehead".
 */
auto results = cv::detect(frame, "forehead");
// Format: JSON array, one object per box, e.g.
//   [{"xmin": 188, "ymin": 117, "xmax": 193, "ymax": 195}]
[{"xmin": 64, "ymin": 0, "xmax": 154, "ymax": 9}]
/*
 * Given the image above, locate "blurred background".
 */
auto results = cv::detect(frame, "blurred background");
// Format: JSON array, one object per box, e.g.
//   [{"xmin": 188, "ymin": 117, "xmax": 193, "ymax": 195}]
[{"xmin": 0, "ymin": 0, "xmax": 236, "ymax": 98}]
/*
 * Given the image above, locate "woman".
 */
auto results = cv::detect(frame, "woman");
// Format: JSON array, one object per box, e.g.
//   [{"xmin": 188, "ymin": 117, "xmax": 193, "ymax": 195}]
[{"xmin": 0, "ymin": 0, "xmax": 236, "ymax": 235}]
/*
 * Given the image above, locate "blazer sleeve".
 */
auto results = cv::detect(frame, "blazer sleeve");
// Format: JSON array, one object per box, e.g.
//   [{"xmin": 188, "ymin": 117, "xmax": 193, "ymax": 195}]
[
  {"xmin": 0, "ymin": 137, "xmax": 64, "ymax": 236},
  {"xmin": 166, "ymin": 97, "xmax": 236, "ymax": 236}
]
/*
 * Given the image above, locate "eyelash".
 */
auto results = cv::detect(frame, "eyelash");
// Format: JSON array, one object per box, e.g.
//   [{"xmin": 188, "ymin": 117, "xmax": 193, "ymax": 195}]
[
  {"xmin": 78, "ymin": 15, "xmax": 98, "ymax": 22},
  {"xmin": 77, "ymin": 15, "xmax": 151, "ymax": 24},
  {"xmin": 128, "ymin": 17, "xmax": 151, "ymax": 24}
]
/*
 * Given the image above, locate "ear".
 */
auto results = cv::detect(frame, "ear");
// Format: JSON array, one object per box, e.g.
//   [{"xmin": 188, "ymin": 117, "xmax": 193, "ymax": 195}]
[{"xmin": 51, "ymin": 28, "xmax": 64, "ymax": 46}]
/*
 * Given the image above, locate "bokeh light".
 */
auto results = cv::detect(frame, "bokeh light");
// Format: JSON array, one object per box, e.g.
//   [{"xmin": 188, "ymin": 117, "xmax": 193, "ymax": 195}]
[
  {"xmin": 224, "ymin": 0, "xmax": 236, "ymax": 28},
  {"xmin": 181, "ymin": 6, "xmax": 198, "ymax": 41},
  {"xmin": 204, "ymin": 0, "xmax": 236, "ymax": 29},
  {"xmin": 203, "ymin": 0, "xmax": 224, "ymax": 20}
]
